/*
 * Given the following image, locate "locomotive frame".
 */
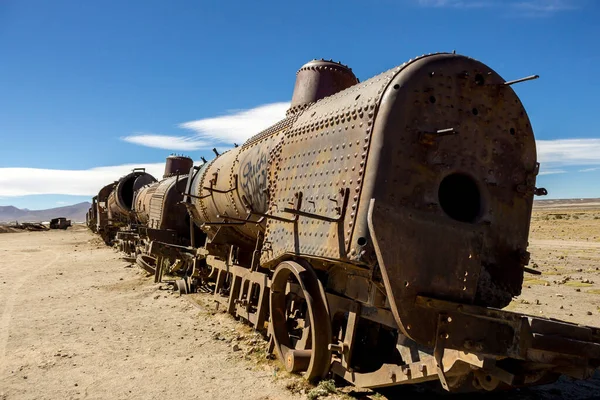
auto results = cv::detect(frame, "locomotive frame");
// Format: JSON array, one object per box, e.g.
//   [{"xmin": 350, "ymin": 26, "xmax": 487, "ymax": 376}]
[{"xmin": 87, "ymin": 52, "xmax": 600, "ymax": 394}]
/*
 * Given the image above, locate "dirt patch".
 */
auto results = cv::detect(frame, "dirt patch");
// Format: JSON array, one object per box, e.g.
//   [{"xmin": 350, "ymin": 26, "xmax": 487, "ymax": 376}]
[
  {"xmin": 507, "ymin": 206, "xmax": 600, "ymax": 326},
  {"xmin": 0, "ymin": 229, "xmax": 305, "ymax": 400}
]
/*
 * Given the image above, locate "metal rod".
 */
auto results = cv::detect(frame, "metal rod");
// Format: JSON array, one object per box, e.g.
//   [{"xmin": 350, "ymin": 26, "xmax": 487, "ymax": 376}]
[
  {"xmin": 422, "ymin": 128, "xmax": 457, "ymax": 135},
  {"xmin": 247, "ymin": 211, "xmax": 296, "ymax": 223},
  {"xmin": 212, "ymin": 148, "xmax": 220, "ymax": 157},
  {"xmin": 176, "ymin": 172, "xmax": 211, "ymax": 200},
  {"xmin": 181, "ymin": 191, "xmax": 210, "ymax": 200},
  {"xmin": 523, "ymin": 266, "xmax": 541, "ymax": 275},
  {"xmin": 189, "ymin": 215, "xmax": 195, "ymax": 247},
  {"xmin": 216, "ymin": 213, "xmax": 265, "ymax": 225},
  {"xmin": 203, "ymin": 186, "xmax": 235, "ymax": 194},
  {"xmin": 203, "ymin": 175, "xmax": 238, "ymax": 194},
  {"xmin": 504, "ymin": 75, "xmax": 539, "ymax": 86},
  {"xmin": 282, "ymin": 208, "xmax": 339, "ymax": 222},
  {"xmin": 241, "ymin": 194, "xmax": 299, "ymax": 224},
  {"xmin": 283, "ymin": 188, "xmax": 349, "ymax": 223},
  {"xmin": 201, "ymin": 221, "xmax": 246, "ymax": 226}
]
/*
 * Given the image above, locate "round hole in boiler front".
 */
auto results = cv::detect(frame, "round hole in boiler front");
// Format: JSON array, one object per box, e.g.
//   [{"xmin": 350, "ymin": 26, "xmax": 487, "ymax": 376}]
[{"xmin": 438, "ymin": 173, "xmax": 481, "ymax": 223}]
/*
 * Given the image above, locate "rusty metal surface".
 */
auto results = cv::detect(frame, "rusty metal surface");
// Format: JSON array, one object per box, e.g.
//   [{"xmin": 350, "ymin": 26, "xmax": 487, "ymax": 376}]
[
  {"xmin": 86, "ymin": 196, "xmax": 98, "ymax": 231},
  {"xmin": 146, "ymin": 174, "xmax": 190, "ymax": 241},
  {"xmin": 86, "ymin": 53, "xmax": 600, "ymax": 394},
  {"xmin": 186, "ymin": 126, "xmax": 291, "ymax": 248},
  {"xmin": 95, "ymin": 182, "xmax": 116, "ymax": 233},
  {"xmin": 287, "ymin": 59, "xmax": 359, "ymax": 116},
  {"xmin": 261, "ymin": 60, "xmax": 407, "ymax": 266},
  {"xmin": 132, "ymin": 183, "xmax": 157, "ymax": 225},
  {"xmin": 108, "ymin": 170, "xmax": 156, "ymax": 223},
  {"xmin": 365, "ymin": 54, "xmax": 538, "ymax": 350},
  {"xmin": 163, "ymin": 154, "xmax": 193, "ymax": 178}
]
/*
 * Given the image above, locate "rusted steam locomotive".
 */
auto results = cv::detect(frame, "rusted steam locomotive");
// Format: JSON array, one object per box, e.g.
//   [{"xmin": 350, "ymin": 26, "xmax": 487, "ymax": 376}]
[
  {"xmin": 87, "ymin": 168, "xmax": 156, "ymax": 244},
  {"xmin": 87, "ymin": 52, "xmax": 600, "ymax": 393}
]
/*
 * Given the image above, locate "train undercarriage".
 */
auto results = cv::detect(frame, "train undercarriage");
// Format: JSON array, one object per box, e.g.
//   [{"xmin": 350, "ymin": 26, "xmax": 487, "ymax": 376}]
[{"xmin": 113, "ymin": 232, "xmax": 600, "ymax": 394}]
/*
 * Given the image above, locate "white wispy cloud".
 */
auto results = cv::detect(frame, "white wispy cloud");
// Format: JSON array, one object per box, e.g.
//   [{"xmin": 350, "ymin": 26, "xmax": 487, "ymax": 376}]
[
  {"xmin": 579, "ymin": 167, "xmax": 600, "ymax": 173},
  {"xmin": 417, "ymin": 0, "xmax": 580, "ymax": 14},
  {"xmin": 512, "ymin": 0, "xmax": 578, "ymax": 12},
  {"xmin": 418, "ymin": 0, "xmax": 491, "ymax": 7},
  {"xmin": 538, "ymin": 169, "xmax": 567, "ymax": 175},
  {"xmin": 536, "ymin": 138, "xmax": 600, "ymax": 167},
  {"xmin": 180, "ymin": 102, "xmax": 290, "ymax": 143},
  {"xmin": 122, "ymin": 102, "xmax": 290, "ymax": 151},
  {"xmin": 0, "ymin": 162, "xmax": 191, "ymax": 197},
  {"xmin": 121, "ymin": 134, "xmax": 210, "ymax": 151}
]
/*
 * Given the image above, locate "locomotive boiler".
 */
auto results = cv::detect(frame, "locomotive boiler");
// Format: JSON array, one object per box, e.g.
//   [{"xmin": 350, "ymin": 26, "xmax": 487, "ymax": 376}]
[
  {"xmin": 91, "ymin": 52, "xmax": 600, "ymax": 393},
  {"xmin": 132, "ymin": 155, "xmax": 194, "ymax": 241},
  {"xmin": 93, "ymin": 169, "xmax": 156, "ymax": 244},
  {"xmin": 124, "ymin": 155, "xmax": 205, "ymax": 279}
]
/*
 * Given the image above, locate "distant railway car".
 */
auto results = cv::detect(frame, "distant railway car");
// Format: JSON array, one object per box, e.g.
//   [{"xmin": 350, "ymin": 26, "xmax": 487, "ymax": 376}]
[
  {"xmin": 49, "ymin": 217, "xmax": 71, "ymax": 229},
  {"xmin": 133, "ymin": 155, "xmax": 195, "ymax": 245},
  {"xmin": 94, "ymin": 169, "xmax": 156, "ymax": 244},
  {"xmin": 85, "ymin": 197, "xmax": 97, "ymax": 232},
  {"xmin": 114, "ymin": 156, "xmax": 206, "ymax": 283}
]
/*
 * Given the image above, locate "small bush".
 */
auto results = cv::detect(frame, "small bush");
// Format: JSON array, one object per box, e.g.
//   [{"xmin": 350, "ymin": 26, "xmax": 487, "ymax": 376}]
[{"xmin": 307, "ymin": 380, "xmax": 337, "ymax": 400}]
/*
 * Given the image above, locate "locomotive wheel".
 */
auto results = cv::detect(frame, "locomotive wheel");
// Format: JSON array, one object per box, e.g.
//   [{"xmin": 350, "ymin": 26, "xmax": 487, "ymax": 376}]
[
  {"xmin": 136, "ymin": 254, "xmax": 156, "ymax": 275},
  {"xmin": 269, "ymin": 261, "xmax": 332, "ymax": 381},
  {"xmin": 176, "ymin": 279, "xmax": 188, "ymax": 295}
]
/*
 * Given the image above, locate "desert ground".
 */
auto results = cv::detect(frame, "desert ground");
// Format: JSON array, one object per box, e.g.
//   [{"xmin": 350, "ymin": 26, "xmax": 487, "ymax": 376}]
[{"xmin": 0, "ymin": 202, "xmax": 599, "ymax": 400}]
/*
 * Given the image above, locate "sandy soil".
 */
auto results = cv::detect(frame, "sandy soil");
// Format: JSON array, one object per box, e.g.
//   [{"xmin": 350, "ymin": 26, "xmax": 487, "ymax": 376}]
[
  {"xmin": 505, "ymin": 206, "xmax": 600, "ymax": 327},
  {"xmin": 1, "ymin": 205, "xmax": 599, "ymax": 400},
  {"xmin": 0, "ymin": 226, "xmax": 306, "ymax": 400}
]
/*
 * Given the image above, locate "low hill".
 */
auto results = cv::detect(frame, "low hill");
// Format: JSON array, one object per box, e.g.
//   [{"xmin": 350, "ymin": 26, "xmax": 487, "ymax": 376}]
[
  {"xmin": 533, "ymin": 198, "xmax": 600, "ymax": 209},
  {"xmin": 0, "ymin": 202, "xmax": 91, "ymax": 223}
]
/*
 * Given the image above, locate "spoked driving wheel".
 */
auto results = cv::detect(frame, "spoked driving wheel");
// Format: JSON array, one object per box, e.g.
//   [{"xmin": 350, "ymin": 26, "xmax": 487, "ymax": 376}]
[{"xmin": 270, "ymin": 261, "xmax": 332, "ymax": 381}]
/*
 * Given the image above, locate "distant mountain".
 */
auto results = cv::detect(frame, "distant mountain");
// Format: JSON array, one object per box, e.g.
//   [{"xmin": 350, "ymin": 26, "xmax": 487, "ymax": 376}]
[
  {"xmin": 533, "ymin": 198, "xmax": 600, "ymax": 208},
  {"xmin": 0, "ymin": 202, "xmax": 91, "ymax": 223}
]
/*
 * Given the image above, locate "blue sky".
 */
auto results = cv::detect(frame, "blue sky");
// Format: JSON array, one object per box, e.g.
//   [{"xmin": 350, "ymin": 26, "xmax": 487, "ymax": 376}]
[{"xmin": 0, "ymin": 0, "xmax": 599, "ymax": 209}]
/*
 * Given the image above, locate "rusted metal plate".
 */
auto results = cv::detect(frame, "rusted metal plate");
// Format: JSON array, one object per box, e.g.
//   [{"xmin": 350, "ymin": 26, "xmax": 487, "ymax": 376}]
[
  {"xmin": 286, "ymin": 60, "xmax": 359, "ymax": 117},
  {"xmin": 368, "ymin": 200, "xmax": 484, "ymax": 347},
  {"xmin": 95, "ymin": 182, "xmax": 116, "ymax": 231},
  {"xmin": 187, "ymin": 122, "xmax": 292, "ymax": 249},
  {"xmin": 189, "ymin": 148, "xmax": 257, "ymax": 248},
  {"xmin": 133, "ymin": 183, "xmax": 157, "ymax": 225},
  {"xmin": 531, "ymin": 334, "xmax": 600, "ymax": 360},
  {"xmin": 108, "ymin": 171, "xmax": 157, "ymax": 222},
  {"xmin": 163, "ymin": 155, "xmax": 193, "ymax": 178},
  {"xmin": 261, "ymin": 64, "xmax": 406, "ymax": 266},
  {"xmin": 363, "ymin": 54, "xmax": 537, "ymax": 311}
]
